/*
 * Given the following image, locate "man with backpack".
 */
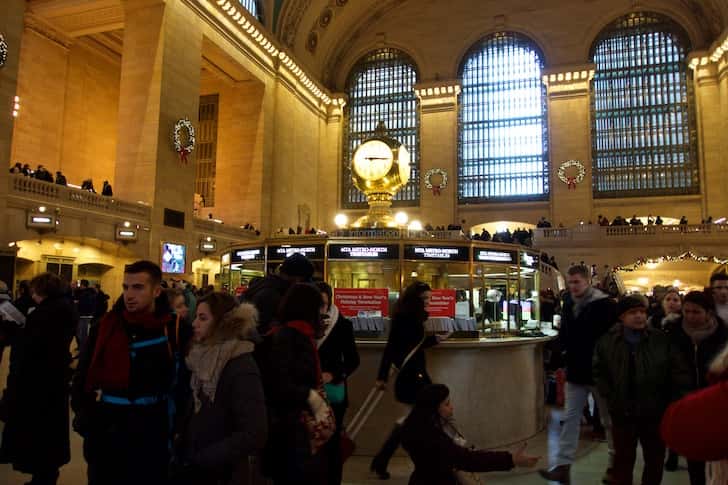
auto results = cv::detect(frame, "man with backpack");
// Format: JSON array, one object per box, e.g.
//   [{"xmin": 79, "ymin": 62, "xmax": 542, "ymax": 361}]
[{"xmin": 72, "ymin": 261, "xmax": 185, "ymax": 485}]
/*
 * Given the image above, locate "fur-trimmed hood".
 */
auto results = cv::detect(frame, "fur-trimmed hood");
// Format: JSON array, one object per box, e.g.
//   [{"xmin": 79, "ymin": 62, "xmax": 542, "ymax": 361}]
[{"xmin": 205, "ymin": 302, "xmax": 259, "ymax": 344}]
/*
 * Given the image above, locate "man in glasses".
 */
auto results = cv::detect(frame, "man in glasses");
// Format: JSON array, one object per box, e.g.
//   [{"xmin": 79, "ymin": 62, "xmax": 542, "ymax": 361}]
[{"xmin": 710, "ymin": 273, "xmax": 728, "ymax": 325}]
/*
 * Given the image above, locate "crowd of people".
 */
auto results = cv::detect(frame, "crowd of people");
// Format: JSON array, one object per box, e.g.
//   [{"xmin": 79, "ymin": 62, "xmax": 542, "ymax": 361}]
[
  {"xmin": 9, "ymin": 163, "xmax": 113, "ymax": 196},
  {"xmin": 1, "ymin": 256, "xmax": 728, "ymax": 484}
]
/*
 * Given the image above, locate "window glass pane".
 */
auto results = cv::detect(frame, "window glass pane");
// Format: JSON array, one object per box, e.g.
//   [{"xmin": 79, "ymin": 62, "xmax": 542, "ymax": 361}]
[
  {"xmin": 591, "ymin": 12, "xmax": 697, "ymax": 197},
  {"xmin": 458, "ymin": 32, "xmax": 549, "ymax": 202},
  {"xmin": 239, "ymin": 0, "xmax": 261, "ymax": 21},
  {"xmin": 343, "ymin": 48, "xmax": 420, "ymax": 208}
]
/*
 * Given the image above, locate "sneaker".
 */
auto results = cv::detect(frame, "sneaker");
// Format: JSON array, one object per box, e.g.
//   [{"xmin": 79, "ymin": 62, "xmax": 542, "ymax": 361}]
[{"xmin": 538, "ymin": 464, "xmax": 571, "ymax": 484}]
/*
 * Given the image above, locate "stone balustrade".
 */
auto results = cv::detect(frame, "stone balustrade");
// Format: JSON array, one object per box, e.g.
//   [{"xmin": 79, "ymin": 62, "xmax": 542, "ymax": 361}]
[
  {"xmin": 191, "ymin": 218, "xmax": 260, "ymax": 241},
  {"xmin": 9, "ymin": 174, "xmax": 151, "ymax": 220},
  {"xmin": 535, "ymin": 223, "xmax": 728, "ymax": 246}
]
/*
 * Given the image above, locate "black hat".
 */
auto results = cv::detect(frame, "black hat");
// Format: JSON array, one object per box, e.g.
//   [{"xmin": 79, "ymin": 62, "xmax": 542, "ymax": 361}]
[
  {"xmin": 617, "ymin": 294, "xmax": 648, "ymax": 318},
  {"xmin": 280, "ymin": 253, "xmax": 314, "ymax": 280}
]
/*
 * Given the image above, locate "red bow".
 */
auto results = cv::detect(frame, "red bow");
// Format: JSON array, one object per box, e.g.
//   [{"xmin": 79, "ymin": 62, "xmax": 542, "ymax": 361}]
[
  {"xmin": 567, "ymin": 177, "xmax": 576, "ymax": 190},
  {"xmin": 432, "ymin": 186, "xmax": 441, "ymax": 196},
  {"xmin": 178, "ymin": 148, "xmax": 189, "ymax": 164}
]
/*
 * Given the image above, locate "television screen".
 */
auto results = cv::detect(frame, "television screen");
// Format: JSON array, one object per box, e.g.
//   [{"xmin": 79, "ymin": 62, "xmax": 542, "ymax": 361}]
[{"xmin": 161, "ymin": 242, "xmax": 186, "ymax": 274}]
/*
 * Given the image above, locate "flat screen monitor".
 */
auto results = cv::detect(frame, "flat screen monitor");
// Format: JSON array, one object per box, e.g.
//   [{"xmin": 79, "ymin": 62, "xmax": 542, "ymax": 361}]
[{"xmin": 161, "ymin": 242, "xmax": 186, "ymax": 274}]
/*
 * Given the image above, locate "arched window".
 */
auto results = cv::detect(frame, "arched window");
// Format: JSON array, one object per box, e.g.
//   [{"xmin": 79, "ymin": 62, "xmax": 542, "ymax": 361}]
[
  {"xmin": 591, "ymin": 12, "xmax": 697, "ymax": 197},
  {"xmin": 458, "ymin": 32, "xmax": 548, "ymax": 202},
  {"xmin": 343, "ymin": 48, "xmax": 420, "ymax": 208},
  {"xmin": 239, "ymin": 0, "xmax": 262, "ymax": 21}
]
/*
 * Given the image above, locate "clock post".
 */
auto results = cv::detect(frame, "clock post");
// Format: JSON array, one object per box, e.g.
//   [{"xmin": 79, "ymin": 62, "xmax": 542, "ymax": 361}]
[{"xmin": 350, "ymin": 122, "xmax": 411, "ymax": 228}]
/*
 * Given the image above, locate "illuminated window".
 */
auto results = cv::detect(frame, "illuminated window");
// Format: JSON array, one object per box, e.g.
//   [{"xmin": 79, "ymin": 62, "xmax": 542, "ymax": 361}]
[
  {"xmin": 458, "ymin": 32, "xmax": 548, "ymax": 202},
  {"xmin": 343, "ymin": 48, "xmax": 420, "ymax": 208},
  {"xmin": 239, "ymin": 0, "xmax": 261, "ymax": 21},
  {"xmin": 591, "ymin": 12, "xmax": 697, "ymax": 197}
]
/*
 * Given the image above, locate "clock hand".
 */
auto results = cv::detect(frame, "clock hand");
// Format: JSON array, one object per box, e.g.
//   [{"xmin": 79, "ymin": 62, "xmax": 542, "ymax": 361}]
[{"xmin": 364, "ymin": 157, "xmax": 390, "ymax": 161}]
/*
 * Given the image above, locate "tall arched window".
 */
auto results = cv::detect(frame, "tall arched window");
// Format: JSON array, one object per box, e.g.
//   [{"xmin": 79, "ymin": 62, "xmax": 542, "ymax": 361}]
[
  {"xmin": 343, "ymin": 48, "xmax": 420, "ymax": 208},
  {"xmin": 458, "ymin": 32, "xmax": 548, "ymax": 202},
  {"xmin": 239, "ymin": 0, "xmax": 262, "ymax": 21},
  {"xmin": 591, "ymin": 12, "xmax": 697, "ymax": 197}
]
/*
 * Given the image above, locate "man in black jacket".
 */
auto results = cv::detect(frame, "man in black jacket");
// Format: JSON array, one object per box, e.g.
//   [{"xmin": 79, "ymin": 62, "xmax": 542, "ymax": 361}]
[
  {"xmin": 244, "ymin": 253, "xmax": 315, "ymax": 334},
  {"xmin": 539, "ymin": 265, "xmax": 617, "ymax": 484},
  {"xmin": 71, "ymin": 261, "xmax": 184, "ymax": 485}
]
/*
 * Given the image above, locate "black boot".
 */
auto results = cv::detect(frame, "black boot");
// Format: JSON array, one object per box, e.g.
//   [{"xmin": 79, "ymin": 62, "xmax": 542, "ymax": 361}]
[
  {"xmin": 665, "ymin": 450, "xmax": 679, "ymax": 471},
  {"xmin": 370, "ymin": 424, "xmax": 402, "ymax": 480}
]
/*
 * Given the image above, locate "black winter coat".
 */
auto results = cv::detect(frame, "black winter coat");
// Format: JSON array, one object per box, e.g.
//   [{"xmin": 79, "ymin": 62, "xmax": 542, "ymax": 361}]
[
  {"xmin": 401, "ymin": 422, "xmax": 514, "ymax": 484},
  {"xmin": 262, "ymin": 324, "xmax": 321, "ymax": 481},
  {"xmin": 318, "ymin": 314, "xmax": 360, "ymax": 407},
  {"xmin": 377, "ymin": 313, "xmax": 438, "ymax": 404},
  {"xmin": 558, "ymin": 291, "xmax": 617, "ymax": 385},
  {"xmin": 665, "ymin": 317, "xmax": 728, "ymax": 391},
  {"xmin": 181, "ymin": 353, "xmax": 268, "ymax": 485},
  {"xmin": 0, "ymin": 296, "xmax": 75, "ymax": 473}
]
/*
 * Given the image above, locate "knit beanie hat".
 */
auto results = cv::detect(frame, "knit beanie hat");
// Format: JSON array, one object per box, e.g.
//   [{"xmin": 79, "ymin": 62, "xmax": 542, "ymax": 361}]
[
  {"xmin": 683, "ymin": 290, "xmax": 713, "ymax": 312},
  {"xmin": 279, "ymin": 253, "xmax": 315, "ymax": 280},
  {"xmin": 617, "ymin": 294, "xmax": 648, "ymax": 319}
]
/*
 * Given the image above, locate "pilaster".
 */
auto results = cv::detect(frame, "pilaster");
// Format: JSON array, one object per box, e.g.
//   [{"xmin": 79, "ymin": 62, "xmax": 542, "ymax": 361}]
[
  {"xmin": 115, "ymin": 0, "xmax": 203, "ymax": 257},
  {"xmin": 542, "ymin": 65, "xmax": 594, "ymax": 226},
  {"xmin": 414, "ymin": 80, "xmax": 460, "ymax": 227}
]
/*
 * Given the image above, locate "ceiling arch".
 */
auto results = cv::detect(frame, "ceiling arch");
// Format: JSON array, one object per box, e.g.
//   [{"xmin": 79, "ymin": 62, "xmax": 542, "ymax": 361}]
[{"xmin": 273, "ymin": 0, "xmax": 727, "ymax": 89}]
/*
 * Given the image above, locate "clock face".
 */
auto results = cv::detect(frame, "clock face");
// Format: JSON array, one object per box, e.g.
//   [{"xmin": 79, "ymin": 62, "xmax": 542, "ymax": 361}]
[
  {"xmin": 397, "ymin": 145, "xmax": 411, "ymax": 184},
  {"xmin": 352, "ymin": 140, "xmax": 394, "ymax": 180}
]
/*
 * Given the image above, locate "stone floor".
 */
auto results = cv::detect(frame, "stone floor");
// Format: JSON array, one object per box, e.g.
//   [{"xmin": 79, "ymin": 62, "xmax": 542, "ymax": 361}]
[{"xmin": 0, "ymin": 357, "xmax": 691, "ymax": 484}]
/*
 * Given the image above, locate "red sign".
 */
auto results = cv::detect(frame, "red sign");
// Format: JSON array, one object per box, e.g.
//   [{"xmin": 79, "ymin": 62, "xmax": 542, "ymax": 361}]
[
  {"xmin": 427, "ymin": 289, "xmax": 456, "ymax": 317},
  {"xmin": 334, "ymin": 288, "xmax": 389, "ymax": 317}
]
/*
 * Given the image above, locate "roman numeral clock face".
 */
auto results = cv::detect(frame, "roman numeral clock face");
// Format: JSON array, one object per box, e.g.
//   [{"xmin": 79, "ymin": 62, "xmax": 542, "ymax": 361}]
[{"xmin": 352, "ymin": 140, "xmax": 394, "ymax": 181}]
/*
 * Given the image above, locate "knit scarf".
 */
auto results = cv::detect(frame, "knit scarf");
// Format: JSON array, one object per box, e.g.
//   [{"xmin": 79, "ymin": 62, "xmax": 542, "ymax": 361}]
[
  {"xmin": 186, "ymin": 339, "xmax": 254, "ymax": 413},
  {"xmin": 85, "ymin": 310, "xmax": 171, "ymax": 392},
  {"xmin": 682, "ymin": 316, "xmax": 719, "ymax": 344}
]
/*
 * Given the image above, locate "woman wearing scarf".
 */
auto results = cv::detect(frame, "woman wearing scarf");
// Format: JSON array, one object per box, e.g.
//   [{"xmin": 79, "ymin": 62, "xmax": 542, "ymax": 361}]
[
  {"xmin": 661, "ymin": 343, "xmax": 728, "ymax": 485},
  {"xmin": 665, "ymin": 290, "xmax": 728, "ymax": 485},
  {"xmin": 177, "ymin": 292, "xmax": 267, "ymax": 484},
  {"xmin": 316, "ymin": 282, "xmax": 360, "ymax": 485},
  {"xmin": 263, "ymin": 283, "xmax": 329, "ymax": 485},
  {"xmin": 400, "ymin": 384, "xmax": 539, "ymax": 484}
]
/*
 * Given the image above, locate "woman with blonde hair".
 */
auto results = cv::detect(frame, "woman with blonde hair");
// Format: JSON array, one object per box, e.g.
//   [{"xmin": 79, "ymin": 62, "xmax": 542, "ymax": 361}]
[
  {"xmin": 175, "ymin": 292, "xmax": 267, "ymax": 484},
  {"xmin": 648, "ymin": 287, "xmax": 682, "ymax": 331}
]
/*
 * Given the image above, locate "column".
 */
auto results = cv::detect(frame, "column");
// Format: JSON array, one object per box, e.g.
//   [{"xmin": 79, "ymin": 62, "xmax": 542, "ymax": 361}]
[
  {"xmin": 115, "ymin": 0, "xmax": 202, "ymax": 255},
  {"xmin": 415, "ymin": 81, "xmax": 461, "ymax": 227},
  {"xmin": 318, "ymin": 95, "xmax": 346, "ymax": 231},
  {"xmin": 543, "ymin": 66, "xmax": 595, "ymax": 226},
  {"xmin": 0, "ymin": 0, "xmax": 26, "ymax": 246}
]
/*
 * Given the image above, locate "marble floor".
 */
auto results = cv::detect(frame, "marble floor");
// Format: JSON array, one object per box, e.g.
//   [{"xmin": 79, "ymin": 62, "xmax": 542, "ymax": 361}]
[{"xmin": 0, "ymin": 357, "xmax": 691, "ymax": 484}]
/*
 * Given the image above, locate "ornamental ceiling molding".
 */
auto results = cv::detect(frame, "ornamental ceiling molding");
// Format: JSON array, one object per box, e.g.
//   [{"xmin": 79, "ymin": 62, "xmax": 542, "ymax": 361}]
[
  {"xmin": 679, "ymin": 0, "xmax": 723, "ymax": 41},
  {"xmin": 24, "ymin": 13, "xmax": 73, "ymax": 49},
  {"xmin": 278, "ymin": 0, "xmax": 312, "ymax": 48},
  {"xmin": 322, "ymin": 0, "xmax": 411, "ymax": 87},
  {"xmin": 305, "ymin": 0, "xmax": 349, "ymax": 55}
]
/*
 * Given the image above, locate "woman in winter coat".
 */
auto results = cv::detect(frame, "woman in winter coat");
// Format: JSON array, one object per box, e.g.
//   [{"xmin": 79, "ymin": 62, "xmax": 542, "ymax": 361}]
[
  {"xmin": 661, "ymin": 342, "xmax": 728, "ymax": 484},
  {"xmin": 371, "ymin": 281, "xmax": 448, "ymax": 479},
  {"xmin": 0, "ymin": 273, "xmax": 76, "ymax": 485},
  {"xmin": 315, "ymin": 281, "xmax": 360, "ymax": 485},
  {"xmin": 648, "ymin": 287, "xmax": 682, "ymax": 331},
  {"xmin": 177, "ymin": 292, "xmax": 267, "ymax": 485},
  {"xmin": 401, "ymin": 384, "xmax": 539, "ymax": 484},
  {"xmin": 263, "ymin": 283, "xmax": 329, "ymax": 485},
  {"xmin": 665, "ymin": 290, "xmax": 728, "ymax": 485}
]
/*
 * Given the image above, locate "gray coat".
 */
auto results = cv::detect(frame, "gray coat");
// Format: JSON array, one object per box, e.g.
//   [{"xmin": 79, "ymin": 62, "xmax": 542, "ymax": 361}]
[{"xmin": 181, "ymin": 353, "xmax": 268, "ymax": 485}]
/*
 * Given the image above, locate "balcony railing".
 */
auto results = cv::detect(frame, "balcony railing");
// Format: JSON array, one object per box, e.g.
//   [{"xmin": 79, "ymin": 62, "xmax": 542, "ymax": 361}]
[
  {"xmin": 327, "ymin": 229, "xmax": 469, "ymax": 240},
  {"xmin": 192, "ymin": 218, "xmax": 260, "ymax": 241},
  {"xmin": 535, "ymin": 223, "xmax": 728, "ymax": 245},
  {"xmin": 9, "ymin": 174, "xmax": 152, "ymax": 220}
]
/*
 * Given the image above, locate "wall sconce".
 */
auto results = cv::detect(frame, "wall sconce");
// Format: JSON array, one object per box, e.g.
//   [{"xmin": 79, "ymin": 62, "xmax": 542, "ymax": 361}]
[
  {"xmin": 115, "ymin": 222, "xmax": 138, "ymax": 242},
  {"xmin": 199, "ymin": 237, "xmax": 217, "ymax": 253}
]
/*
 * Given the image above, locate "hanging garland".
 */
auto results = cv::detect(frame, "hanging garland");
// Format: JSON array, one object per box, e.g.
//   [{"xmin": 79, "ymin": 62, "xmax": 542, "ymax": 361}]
[
  {"xmin": 557, "ymin": 160, "xmax": 586, "ymax": 190},
  {"xmin": 173, "ymin": 118, "xmax": 196, "ymax": 164},
  {"xmin": 424, "ymin": 168, "xmax": 448, "ymax": 196},
  {"xmin": 0, "ymin": 34, "xmax": 8, "ymax": 68},
  {"xmin": 615, "ymin": 251, "xmax": 728, "ymax": 272}
]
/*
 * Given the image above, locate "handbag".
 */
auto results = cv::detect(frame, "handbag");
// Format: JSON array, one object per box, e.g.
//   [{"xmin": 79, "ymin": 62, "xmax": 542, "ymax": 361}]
[
  {"xmin": 299, "ymin": 386, "xmax": 336, "ymax": 455},
  {"xmin": 391, "ymin": 336, "xmax": 428, "ymax": 404}
]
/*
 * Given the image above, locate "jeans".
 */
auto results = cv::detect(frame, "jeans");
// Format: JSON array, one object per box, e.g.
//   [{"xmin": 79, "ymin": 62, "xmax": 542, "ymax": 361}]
[
  {"xmin": 612, "ymin": 418, "xmax": 665, "ymax": 485},
  {"xmin": 555, "ymin": 382, "xmax": 614, "ymax": 468}
]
